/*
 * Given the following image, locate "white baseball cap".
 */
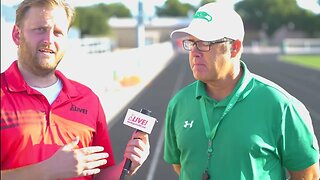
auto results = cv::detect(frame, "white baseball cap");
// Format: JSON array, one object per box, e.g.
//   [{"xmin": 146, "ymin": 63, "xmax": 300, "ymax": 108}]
[{"xmin": 170, "ymin": 2, "xmax": 245, "ymax": 41}]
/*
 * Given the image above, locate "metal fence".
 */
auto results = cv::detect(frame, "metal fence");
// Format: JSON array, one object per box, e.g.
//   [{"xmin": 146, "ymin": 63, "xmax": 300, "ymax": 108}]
[{"xmin": 281, "ymin": 38, "xmax": 320, "ymax": 54}]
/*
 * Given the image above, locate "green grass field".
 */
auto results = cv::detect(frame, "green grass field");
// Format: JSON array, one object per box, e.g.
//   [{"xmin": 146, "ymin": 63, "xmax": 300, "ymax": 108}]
[{"xmin": 279, "ymin": 55, "xmax": 320, "ymax": 70}]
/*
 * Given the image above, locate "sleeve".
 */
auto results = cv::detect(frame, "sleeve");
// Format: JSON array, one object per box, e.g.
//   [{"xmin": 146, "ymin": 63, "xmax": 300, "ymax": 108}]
[
  {"xmin": 163, "ymin": 100, "xmax": 181, "ymax": 164},
  {"xmin": 280, "ymin": 100, "xmax": 319, "ymax": 171},
  {"xmin": 92, "ymin": 99, "xmax": 116, "ymax": 168}
]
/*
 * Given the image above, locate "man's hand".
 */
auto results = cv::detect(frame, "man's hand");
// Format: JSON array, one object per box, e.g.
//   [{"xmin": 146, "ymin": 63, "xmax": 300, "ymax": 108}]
[
  {"xmin": 44, "ymin": 137, "xmax": 109, "ymax": 179},
  {"xmin": 123, "ymin": 131, "xmax": 150, "ymax": 175},
  {"xmin": 288, "ymin": 162, "xmax": 319, "ymax": 180}
]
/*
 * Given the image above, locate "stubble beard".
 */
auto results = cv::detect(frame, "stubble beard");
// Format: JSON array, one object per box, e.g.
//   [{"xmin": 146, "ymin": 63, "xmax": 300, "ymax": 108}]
[{"xmin": 18, "ymin": 35, "xmax": 64, "ymax": 76}]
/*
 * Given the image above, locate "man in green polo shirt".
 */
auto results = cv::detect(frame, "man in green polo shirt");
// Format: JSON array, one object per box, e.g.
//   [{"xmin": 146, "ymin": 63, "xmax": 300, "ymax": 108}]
[{"xmin": 163, "ymin": 2, "xmax": 319, "ymax": 180}]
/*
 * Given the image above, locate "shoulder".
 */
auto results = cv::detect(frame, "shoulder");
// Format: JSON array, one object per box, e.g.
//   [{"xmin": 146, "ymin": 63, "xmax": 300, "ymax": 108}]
[
  {"xmin": 251, "ymin": 74, "xmax": 304, "ymax": 108},
  {"xmin": 253, "ymin": 74, "xmax": 294, "ymax": 100},
  {"xmin": 57, "ymin": 71, "xmax": 100, "ymax": 101},
  {"xmin": 68, "ymin": 79, "xmax": 94, "ymax": 93}
]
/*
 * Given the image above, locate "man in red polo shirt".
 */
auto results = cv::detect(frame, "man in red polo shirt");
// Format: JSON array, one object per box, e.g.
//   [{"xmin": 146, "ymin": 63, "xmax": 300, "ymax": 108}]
[{"xmin": 0, "ymin": 0, "xmax": 150, "ymax": 179}]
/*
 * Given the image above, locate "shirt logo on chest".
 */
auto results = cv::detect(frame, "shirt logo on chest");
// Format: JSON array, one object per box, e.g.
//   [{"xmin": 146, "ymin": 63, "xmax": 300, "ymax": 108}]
[
  {"xmin": 184, "ymin": 120, "xmax": 194, "ymax": 128},
  {"xmin": 70, "ymin": 104, "xmax": 88, "ymax": 114}
]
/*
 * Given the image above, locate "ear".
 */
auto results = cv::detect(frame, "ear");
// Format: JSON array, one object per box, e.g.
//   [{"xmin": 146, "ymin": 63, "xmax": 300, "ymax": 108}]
[
  {"xmin": 12, "ymin": 25, "xmax": 21, "ymax": 46},
  {"xmin": 230, "ymin": 40, "xmax": 242, "ymax": 58}
]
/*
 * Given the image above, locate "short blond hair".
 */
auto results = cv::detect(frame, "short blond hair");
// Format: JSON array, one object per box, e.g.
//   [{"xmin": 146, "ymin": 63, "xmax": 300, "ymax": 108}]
[{"xmin": 15, "ymin": 0, "xmax": 75, "ymax": 29}]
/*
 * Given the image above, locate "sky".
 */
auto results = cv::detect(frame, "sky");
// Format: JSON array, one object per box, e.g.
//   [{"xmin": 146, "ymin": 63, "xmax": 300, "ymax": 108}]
[{"xmin": 1, "ymin": 0, "xmax": 320, "ymax": 16}]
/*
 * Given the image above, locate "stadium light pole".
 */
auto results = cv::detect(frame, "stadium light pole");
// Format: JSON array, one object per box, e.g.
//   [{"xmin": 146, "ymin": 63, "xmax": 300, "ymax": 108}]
[{"xmin": 137, "ymin": 0, "xmax": 145, "ymax": 47}]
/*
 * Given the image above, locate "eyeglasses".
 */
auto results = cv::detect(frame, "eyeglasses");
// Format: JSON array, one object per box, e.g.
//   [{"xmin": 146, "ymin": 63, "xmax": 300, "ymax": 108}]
[{"xmin": 182, "ymin": 37, "xmax": 235, "ymax": 52}]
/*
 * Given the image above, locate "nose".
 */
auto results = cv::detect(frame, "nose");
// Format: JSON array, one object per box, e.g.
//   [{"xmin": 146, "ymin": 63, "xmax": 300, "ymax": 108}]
[{"xmin": 42, "ymin": 29, "xmax": 55, "ymax": 45}]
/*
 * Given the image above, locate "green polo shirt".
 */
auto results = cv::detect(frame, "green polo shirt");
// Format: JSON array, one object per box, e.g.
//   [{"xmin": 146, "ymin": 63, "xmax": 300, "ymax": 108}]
[{"xmin": 164, "ymin": 61, "xmax": 319, "ymax": 180}]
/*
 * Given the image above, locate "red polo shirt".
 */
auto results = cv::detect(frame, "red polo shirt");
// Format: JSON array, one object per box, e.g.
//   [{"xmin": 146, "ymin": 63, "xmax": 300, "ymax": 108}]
[{"xmin": 1, "ymin": 61, "xmax": 115, "ymax": 180}]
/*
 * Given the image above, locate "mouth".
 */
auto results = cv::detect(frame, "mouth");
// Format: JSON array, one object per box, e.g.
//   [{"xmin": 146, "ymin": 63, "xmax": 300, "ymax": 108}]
[
  {"xmin": 39, "ymin": 48, "xmax": 55, "ymax": 54},
  {"xmin": 192, "ymin": 63, "xmax": 206, "ymax": 71},
  {"xmin": 194, "ymin": 63, "xmax": 205, "ymax": 66}
]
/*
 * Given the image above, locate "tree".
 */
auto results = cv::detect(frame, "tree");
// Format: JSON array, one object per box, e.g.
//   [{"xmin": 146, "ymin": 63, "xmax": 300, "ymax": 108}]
[
  {"xmin": 199, "ymin": 0, "xmax": 216, "ymax": 7},
  {"xmin": 74, "ymin": 8, "xmax": 108, "ymax": 37},
  {"xmin": 73, "ymin": 3, "xmax": 131, "ymax": 37},
  {"xmin": 235, "ymin": 0, "xmax": 320, "ymax": 37},
  {"xmin": 155, "ymin": 0, "xmax": 195, "ymax": 17},
  {"xmin": 290, "ymin": 10, "xmax": 320, "ymax": 36},
  {"xmin": 95, "ymin": 3, "xmax": 132, "ymax": 18},
  {"xmin": 235, "ymin": 0, "xmax": 307, "ymax": 37}
]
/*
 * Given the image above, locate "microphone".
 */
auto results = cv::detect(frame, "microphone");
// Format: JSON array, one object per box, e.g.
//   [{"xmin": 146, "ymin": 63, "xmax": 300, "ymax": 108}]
[{"xmin": 120, "ymin": 108, "xmax": 157, "ymax": 180}]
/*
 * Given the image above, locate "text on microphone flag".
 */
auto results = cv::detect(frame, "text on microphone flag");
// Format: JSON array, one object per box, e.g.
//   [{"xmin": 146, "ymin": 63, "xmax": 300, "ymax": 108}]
[{"xmin": 123, "ymin": 109, "xmax": 157, "ymax": 134}]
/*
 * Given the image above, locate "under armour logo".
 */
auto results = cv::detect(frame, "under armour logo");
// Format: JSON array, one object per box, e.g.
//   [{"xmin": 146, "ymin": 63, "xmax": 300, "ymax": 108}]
[{"xmin": 184, "ymin": 121, "xmax": 194, "ymax": 128}]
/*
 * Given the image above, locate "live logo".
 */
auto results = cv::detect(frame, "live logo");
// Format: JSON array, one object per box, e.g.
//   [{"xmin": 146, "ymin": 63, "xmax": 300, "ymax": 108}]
[{"xmin": 123, "ymin": 109, "xmax": 157, "ymax": 134}]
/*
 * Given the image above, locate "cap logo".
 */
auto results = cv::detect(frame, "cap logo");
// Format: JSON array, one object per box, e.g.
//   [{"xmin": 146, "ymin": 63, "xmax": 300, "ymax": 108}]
[{"xmin": 193, "ymin": 11, "xmax": 212, "ymax": 22}]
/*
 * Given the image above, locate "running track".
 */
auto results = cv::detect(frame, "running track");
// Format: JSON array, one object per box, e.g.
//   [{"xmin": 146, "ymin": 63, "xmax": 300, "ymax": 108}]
[{"xmin": 109, "ymin": 52, "xmax": 320, "ymax": 180}]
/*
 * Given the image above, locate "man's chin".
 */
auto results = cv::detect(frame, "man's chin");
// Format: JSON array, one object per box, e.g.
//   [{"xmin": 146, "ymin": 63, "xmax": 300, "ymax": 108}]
[
  {"xmin": 40, "ymin": 56, "xmax": 61, "ymax": 67},
  {"xmin": 39, "ymin": 59, "xmax": 59, "ymax": 71}
]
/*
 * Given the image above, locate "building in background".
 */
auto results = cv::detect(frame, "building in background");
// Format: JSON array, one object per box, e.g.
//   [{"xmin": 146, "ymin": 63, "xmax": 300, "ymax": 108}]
[{"xmin": 108, "ymin": 17, "xmax": 190, "ymax": 48}]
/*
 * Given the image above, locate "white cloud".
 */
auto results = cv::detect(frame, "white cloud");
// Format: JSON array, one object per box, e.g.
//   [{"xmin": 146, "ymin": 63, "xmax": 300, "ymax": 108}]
[{"xmin": 297, "ymin": 0, "xmax": 320, "ymax": 13}]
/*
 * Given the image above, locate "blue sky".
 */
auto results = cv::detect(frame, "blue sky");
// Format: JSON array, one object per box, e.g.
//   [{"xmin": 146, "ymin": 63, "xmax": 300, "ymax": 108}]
[{"xmin": 2, "ymin": 0, "xmax": 320, "ymax": 16}]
